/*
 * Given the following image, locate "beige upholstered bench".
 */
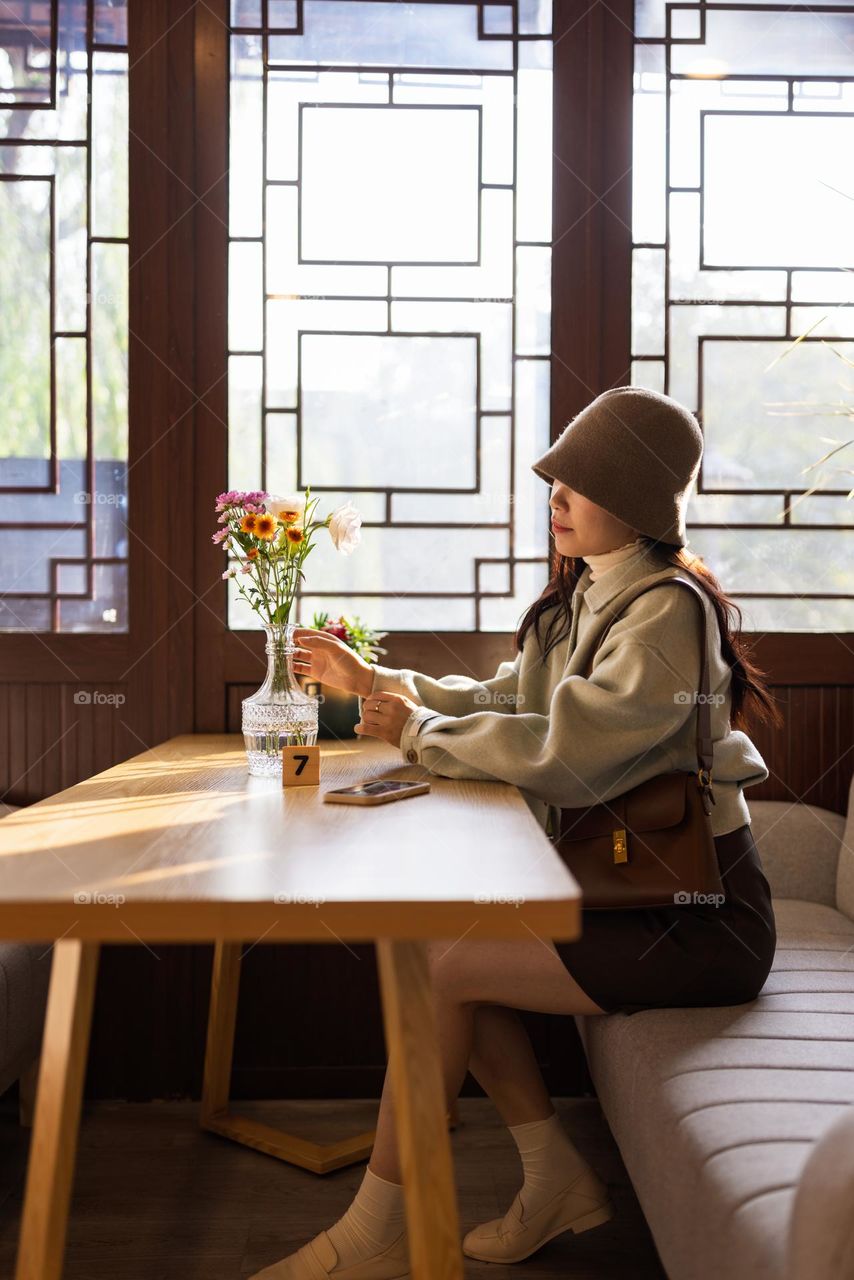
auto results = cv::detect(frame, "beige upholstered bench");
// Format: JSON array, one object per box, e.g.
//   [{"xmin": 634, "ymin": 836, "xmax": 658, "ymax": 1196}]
[
  {"xmin": 576, "ymin": 774, "xmax": 854, "ymax": 1280},
  {"xmin": 0, "ymin": 803, "xmax": 53, "ymax": 1123}
]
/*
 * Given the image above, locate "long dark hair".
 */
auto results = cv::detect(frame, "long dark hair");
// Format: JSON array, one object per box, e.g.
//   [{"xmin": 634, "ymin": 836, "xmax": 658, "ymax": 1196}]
[{"xmin": 514, "ymin": 540, "xmax": 782, "ymax": 733}]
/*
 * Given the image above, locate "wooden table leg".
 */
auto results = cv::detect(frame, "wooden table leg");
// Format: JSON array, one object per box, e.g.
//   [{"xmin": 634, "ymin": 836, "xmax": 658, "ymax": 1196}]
[
  {"xmin": 376, "ymin": 939, "xmax": 464, "ymax": 1280},
  {"xmin": 200, "ymin": 941, "xmax": 375, "ymax": 1174},
  {"xmin": 15, "ymin": 939, "xmax": 100, "ymax": 1280},
  {"xmin": 200, "ymin": 940, "xmax": 242, "ymax": 1127}
]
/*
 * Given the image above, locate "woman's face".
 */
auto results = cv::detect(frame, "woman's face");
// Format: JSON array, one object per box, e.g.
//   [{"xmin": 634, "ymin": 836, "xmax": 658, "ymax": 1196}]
[{"xmin": 549, "ymin": 480, "xmax": 639, "ymax": 558}]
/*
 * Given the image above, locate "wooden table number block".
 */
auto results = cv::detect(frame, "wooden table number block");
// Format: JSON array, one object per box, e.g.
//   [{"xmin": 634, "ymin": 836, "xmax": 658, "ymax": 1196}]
[{"xmin": 281, "ymin": 744, "xmax": 320, "ymax": 787}]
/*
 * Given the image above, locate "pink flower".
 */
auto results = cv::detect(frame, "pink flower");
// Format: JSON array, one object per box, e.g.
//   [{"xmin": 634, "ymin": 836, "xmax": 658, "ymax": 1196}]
[{"xmin": 215, "ymin": 489, "xmax": 269, "ymax": 511}]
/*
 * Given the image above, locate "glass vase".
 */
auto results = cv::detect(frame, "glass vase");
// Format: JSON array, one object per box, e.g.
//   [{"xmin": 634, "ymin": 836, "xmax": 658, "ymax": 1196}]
[{"xmin": 242, "ymin": 621, "xmax": 319, "ymax": 777}]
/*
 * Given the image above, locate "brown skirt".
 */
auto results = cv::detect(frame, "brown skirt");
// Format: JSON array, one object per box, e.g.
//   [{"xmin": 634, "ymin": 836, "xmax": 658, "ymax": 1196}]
[{"xmin": 555, "ymin": 822, "xmax": 777, "ymax": 1016}]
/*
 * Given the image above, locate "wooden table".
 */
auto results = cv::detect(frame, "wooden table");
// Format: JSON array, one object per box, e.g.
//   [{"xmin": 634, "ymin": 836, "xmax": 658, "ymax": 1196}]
[{"xmin": 0, "ymin": 733, "xmax": 582, "ymax": 1280}]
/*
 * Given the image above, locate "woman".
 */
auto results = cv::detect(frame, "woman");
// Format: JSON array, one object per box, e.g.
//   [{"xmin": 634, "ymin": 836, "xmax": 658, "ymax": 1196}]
[{"xmin": 251, "ymin": 386, "xmax": 780, "ymax": 1280}]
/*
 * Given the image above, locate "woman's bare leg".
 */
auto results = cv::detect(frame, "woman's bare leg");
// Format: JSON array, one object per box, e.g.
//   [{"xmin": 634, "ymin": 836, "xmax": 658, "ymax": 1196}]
[
  {"xmin": 369, "ymin": 937, "xmax": 605, "ymax": 1182},
  {"xmin": 468, "ymin": 1004, "xmax": 554, "ymax": 1125}
]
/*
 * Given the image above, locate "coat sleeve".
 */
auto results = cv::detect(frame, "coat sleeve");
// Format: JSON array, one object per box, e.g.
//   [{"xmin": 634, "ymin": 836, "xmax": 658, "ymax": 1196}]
[
  {"xmin": 397, "ymin": 587, "xmax": 706, "ymax": 808},
  {"xmin": 368, "ymin": 651, "xmax": 523, "ymax": 718}
]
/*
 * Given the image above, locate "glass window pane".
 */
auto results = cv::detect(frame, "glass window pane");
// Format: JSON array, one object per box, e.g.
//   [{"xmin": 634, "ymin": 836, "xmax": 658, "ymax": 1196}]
[
  {"xmin": 91, "ymin": 242, "xmax": 128, "ymax": 460},
  {"xmin": 229, "ymin": 36, "xmax": 263, "ymax": 237},
  {"xmin": 687, "ymin": 529, "xmax": 854, "ymax": 632},
  {"xmin": 518, "ymin": 1, "xmax": 551, "ymax": 37},
  {"xmin": 232, "ymin": 0, "xmax": 261, "ymax": 25},
  {"xmin": 515, "ymin": 246, "xmax": 551, "ymax": 356},
  {"xmin": 632, "ymin": 43, "xmax": 666, "ymax": 243},
  {"xmin": 300, "ymin": 105, "xmax": 480, "ymax": 263},
  {"xmin": 229, "ymin": 355, "xmax": 263, "ymax": 492},
  {"xmin": 94, "ymin": 0, "xmax": 127, "ymax": 46},
  {"xmin": 516, "ymin": 46, "xmax": 552, "ymax": 241},
  {"xmin": 631, "ymin": 248, "xmax": 665, "ymax": 357},
  {"xmin": 268, "ymin": 2, "xmax": 513, "ymax": 71},
  {"xmin": 392, "ymin": 187, "xmax": 512, "ymax": 299},
  {"xmin": 704, "ymin": 114, "xmax": 854, "ymax": 269},
  {"xmin": 0, "ymin": 3, "xmax": 128, "ymax": 633},
  {"xmin": 702, "ymin": 339, "xmax": 854, "ymax": 492},
  {"xmin": 301, "ymin": 333, "xmax": 478, "ymax": 489},
  {"xmin": 228, "ymin": 1, "xmax": 553, "ymax": 631},
  {"xmin": 0, "ymin": 1, "xmax": 55, "ymax": 105},
  {"xmin": 229, "ymin": 241, "xmax": 263, "ymax": 351},
  {"xmin": 55, "ymin": 145, "xmax": 88, "ymax": 332},
  {"xmin": 632, "ymin": 2, "xmax": 854, "ymax": 630},
  {"xmin": 671, "ymin": 9, "xmax": 854, "ymax": 79},
  {"xmin": 0, "ymin": 177, "xmax": 51, "ymax": 484}
]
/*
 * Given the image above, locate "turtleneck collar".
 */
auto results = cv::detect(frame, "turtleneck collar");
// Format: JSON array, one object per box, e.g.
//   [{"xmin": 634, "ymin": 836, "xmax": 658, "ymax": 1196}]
[{"xmin": 581, "ymin": 536, "xmax": 646, "ymax": 583}]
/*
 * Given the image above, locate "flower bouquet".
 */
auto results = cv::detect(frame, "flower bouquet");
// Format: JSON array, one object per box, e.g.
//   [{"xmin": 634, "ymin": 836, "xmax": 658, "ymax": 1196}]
[
  {"xmin": 311, "ymin": 611, "xmax": 388, "ymax": 665},
  {"xmin": 307, "ymin": 612, "xmax": 388, "ymax": 739},
  {"xmin": 213, "ymin": 488, "xmax": 361, "ymax": 775}
]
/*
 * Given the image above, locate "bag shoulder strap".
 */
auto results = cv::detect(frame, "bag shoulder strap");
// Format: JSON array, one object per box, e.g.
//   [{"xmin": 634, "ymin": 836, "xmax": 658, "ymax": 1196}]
[{"xmin": 581, "ymin": 574, "xmax": 714, "ymax": 781}]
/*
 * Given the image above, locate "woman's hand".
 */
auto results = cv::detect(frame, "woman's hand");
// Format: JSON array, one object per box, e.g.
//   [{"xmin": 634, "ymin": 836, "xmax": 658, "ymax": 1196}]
[
  {"xmin": 355, "ymin": 691, "xmax": 421, "ymax": 749},
  {"xmin": 291, "ymin": 626, "xmax": 375, "ymax": 697}
]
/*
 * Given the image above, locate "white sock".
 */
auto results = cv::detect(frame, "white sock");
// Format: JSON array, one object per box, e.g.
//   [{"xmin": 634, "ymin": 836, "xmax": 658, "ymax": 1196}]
[
  {"xmin": 508, "ymin": 1112, "xmax": 592, "ymax": 1214},
  {"xmin": 325, "ymin": 1168, "xmax": 406, "ymax": 1268}
]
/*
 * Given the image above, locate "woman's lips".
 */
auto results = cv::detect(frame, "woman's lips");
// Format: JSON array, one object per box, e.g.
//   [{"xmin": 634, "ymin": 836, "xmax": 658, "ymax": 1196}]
[{"xmin": 551, "ymin": 519, "xmax": 573, "ymax": 533}]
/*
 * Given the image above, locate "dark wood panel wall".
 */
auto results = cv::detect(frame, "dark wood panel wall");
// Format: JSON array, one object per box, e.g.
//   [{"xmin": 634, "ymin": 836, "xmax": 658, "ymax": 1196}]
[{"xmin": 0, "ymin": 0, "xmax": 852, "ymax": 1104}]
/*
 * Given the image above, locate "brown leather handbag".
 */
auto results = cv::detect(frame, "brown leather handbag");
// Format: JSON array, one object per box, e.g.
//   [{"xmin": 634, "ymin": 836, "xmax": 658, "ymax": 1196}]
[{"xmin": 554, "ymin": 575, "xmax": 725, "ymax": 910}]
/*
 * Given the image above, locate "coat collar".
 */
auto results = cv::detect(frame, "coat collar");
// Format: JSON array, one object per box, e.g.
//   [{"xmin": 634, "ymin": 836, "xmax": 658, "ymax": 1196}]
[{"xmin": 575, "ymin": 541, "xmax": 678, "ymax": 616}]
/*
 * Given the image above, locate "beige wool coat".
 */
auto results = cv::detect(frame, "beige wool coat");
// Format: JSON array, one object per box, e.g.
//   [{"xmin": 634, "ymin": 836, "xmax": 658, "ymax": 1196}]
[{"xmin": 369, "ymin": 541, "xmax": 770, "ymax": 838}]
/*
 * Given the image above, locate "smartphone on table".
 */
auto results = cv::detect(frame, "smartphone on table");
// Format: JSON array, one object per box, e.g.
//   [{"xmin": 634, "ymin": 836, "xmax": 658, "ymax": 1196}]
[{"xmin": 323, "ymin": 779, "xmax": 431, "ymax": 806}]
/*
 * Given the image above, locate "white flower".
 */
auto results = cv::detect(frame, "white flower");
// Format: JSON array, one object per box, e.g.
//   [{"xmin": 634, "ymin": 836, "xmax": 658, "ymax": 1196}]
[
  {"xmin": 328, "ymin": 501, "xmax": 362, "ymax": 555},
  {"xmin": 265, "ymin": 493, "xmax": 305, "ymax": 525}
]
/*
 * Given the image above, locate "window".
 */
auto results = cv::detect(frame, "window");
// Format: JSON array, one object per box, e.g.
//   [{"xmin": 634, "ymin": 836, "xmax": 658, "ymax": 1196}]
[
  {"xmin": 0, "ymin": 0, "xmax": 128, "ymax": 633},
  {"xmin": 632, "ymin": 0, "xmax": 854, "ymax": 631},
  {"xmin": 226, "ymin": 0, "xmax": 554, "ymax": 631}
]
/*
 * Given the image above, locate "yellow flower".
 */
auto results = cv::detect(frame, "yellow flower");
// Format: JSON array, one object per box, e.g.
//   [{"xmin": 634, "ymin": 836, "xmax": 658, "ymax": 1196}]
[
  {"xmin": 254, "ymin": 513, "xmax": 277, "ymax": 540},
  {"xmin": 286, "ymin": 525, "xmax": 305, "ymax": 546},
  {"xmin": 240, "ymin": 513, "xmax": 258, "ymax": 534},
  {"xmin": 277, "ymin": 507, "xmax": 302, "ymax": 525}
]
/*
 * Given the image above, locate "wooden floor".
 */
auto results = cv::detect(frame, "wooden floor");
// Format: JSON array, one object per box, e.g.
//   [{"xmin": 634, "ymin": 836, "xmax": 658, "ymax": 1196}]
[{"xmin": 0, "ymin": 1097, "xmax": 665, "ymax": 1279}]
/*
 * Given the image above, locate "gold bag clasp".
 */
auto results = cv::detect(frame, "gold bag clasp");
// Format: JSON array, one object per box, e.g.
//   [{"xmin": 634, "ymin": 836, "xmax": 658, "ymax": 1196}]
[{"xmin": 613, "ymin": 828, "xmax": 628, "ymax": 864}]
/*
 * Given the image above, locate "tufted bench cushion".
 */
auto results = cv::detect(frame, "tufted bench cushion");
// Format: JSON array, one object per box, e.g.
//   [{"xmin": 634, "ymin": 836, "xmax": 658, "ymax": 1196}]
[{"xmin": 576, "ymin": 780, "xmax": 854, "ymax": 1280}]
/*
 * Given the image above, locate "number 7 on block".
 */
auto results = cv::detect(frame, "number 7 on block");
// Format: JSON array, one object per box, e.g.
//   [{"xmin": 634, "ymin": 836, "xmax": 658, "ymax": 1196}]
[{"xmin": 281, "ymin": 744, "xmax": 320, "ymax": 787}]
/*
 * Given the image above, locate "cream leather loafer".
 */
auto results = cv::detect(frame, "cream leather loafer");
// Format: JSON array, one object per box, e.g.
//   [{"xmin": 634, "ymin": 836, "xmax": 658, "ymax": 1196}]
[
  {"xmin": 249, "ymin": 1228, "xmax": 409, "ymax": 1280},
  {"xmin": 462, "ymin": 1166, "xmax": 615, "ymax": 1264}
]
